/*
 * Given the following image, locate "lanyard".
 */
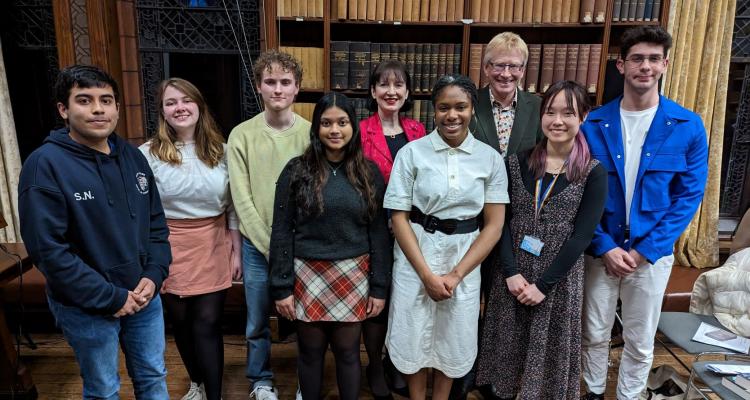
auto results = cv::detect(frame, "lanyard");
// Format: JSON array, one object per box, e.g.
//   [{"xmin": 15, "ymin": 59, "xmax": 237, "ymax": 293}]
[{"xmin": 534, "ymin": 162, "xmax": 566, "ymax": 221}]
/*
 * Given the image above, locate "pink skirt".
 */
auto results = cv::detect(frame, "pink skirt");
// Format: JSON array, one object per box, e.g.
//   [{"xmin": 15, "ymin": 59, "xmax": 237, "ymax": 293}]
[{"xmin": 164, "ymin": 214, "xmax": 232, "ymax": 296}]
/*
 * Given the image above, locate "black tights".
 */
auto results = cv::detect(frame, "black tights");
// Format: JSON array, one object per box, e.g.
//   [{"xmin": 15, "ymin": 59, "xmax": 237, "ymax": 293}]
[
  {"xmin": 162, "ymin": 290, "xmax": 227, "ymax": 400},
  {"xmin": 297, "ymin": 321, "xmax": 361, "ymax": 400}
]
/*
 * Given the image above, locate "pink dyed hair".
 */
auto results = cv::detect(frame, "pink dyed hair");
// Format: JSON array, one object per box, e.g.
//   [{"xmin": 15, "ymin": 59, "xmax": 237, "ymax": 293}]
[{"xmin": 528, "ymin": 80, "xmax": 592, "ymax": 182}]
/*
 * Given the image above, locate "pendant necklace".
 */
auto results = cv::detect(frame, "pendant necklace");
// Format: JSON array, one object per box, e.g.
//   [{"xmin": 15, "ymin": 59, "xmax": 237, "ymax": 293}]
[{"xmin": 328, "ymin": 161, "xmax": 343, "ymax": 176}]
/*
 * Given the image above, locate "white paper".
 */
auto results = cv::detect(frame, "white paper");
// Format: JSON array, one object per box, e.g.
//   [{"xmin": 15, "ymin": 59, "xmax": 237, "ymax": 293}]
[
  {"xmin": 692, "ymin": 322, "xmax": 750, "ymax": 354},
  {"xmin": 707, "ymin": 364, "xmax": 750, "ymax": 375}
]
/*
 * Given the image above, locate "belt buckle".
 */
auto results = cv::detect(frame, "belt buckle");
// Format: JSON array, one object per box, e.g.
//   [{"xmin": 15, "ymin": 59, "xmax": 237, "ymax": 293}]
[
  {"xmin": 441, "ymin": 220, "xmax": 457, "ymax": 234},
  {"xmin": 423, "ymin": 215, "xmax": 438, "ymax": 233}
]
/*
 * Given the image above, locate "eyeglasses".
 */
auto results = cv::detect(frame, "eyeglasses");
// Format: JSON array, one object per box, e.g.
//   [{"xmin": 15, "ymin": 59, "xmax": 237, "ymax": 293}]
[
  {"xmin": 487, "ymin": 61, "xmax": 525, "ymax": 73},
  {"xmin": 624, "ymin": 55, "xmax": 665, "ymax": 65}
]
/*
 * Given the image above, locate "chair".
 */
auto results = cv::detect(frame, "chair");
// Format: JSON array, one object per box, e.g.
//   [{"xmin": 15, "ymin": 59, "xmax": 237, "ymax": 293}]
[{"xmin": 657, "ymin": 312, "xmax": 750, "ymax": 399}]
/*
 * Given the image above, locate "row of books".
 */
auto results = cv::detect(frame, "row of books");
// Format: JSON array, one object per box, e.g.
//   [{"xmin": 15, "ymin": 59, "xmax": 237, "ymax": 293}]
[
  {"xmin": 468, "ymin": 43, "xmax": 602, "ymax": 94},
  {"xmin": 276, "ymin": 0, "xmax": 324, "ymax": 18},
  {"xmin": 612, "ymin": 0, "xmax": 661, "ymax": 22},
  {"xmin": 331, "ymin": 41, "xmax": 463, "ymax": 93},
  {"xmin": 279, "ymin": 47, "xmax": 325, "ymax": 90},
  {"xmin": 332, "ymin": 0, "xmax": 465, "ymax": 22},
  {"xmin": 295, "ymin": 99, "xmax": 438, "ymax": 134},
  {"xmin": 469, "ymin": 0, "xmax": 605, "ymax": 24}
]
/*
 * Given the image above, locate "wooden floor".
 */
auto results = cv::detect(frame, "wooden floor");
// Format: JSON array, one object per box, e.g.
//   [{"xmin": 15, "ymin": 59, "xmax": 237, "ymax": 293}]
[{"xmin": 18, "ymin": 333, "xmax": 720, "ymax": 400}]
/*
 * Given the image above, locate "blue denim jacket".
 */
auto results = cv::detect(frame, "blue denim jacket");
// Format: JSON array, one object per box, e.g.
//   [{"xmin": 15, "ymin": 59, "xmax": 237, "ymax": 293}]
[{"xmin": 582, "ymin": 95, "xmax": 709, "ymax": 264}]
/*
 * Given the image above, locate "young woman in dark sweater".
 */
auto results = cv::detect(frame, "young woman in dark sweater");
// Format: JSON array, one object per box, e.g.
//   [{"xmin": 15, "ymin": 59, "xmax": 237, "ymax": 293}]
[{"xmin": 269, "ymin": 92, "xmax": 392, "ymax": 400}]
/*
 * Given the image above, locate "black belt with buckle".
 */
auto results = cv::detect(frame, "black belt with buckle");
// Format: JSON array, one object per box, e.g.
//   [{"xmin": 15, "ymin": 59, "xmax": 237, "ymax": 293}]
[{"xmin": 409, "ymin": 207, "xmax": 478, "ymax": 235}]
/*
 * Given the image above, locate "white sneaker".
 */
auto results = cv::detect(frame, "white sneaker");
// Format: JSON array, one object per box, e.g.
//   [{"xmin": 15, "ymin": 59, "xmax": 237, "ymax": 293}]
[
  {"xmin": 249, "ymin": 385, "xmax": 279, "ymax": 400},
  {"xmin": 296, "ymin": 387, "xmax": 302, "ymax": 400},
  {"xmin": 181, "ymin": 382, "xmax": 205, "ymax": 400}
]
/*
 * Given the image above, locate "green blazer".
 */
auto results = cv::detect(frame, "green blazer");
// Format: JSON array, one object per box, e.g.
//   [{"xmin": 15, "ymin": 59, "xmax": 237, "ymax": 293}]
[{"xmin": 470, "ymin": 86, "xmax": 543, "ymax": 156}]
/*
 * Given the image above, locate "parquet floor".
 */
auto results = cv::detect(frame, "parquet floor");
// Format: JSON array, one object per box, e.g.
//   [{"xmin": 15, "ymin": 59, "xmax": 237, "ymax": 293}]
[{"xmin": 18, "ymin": 333, "xmax": 719, "ymax": 399}]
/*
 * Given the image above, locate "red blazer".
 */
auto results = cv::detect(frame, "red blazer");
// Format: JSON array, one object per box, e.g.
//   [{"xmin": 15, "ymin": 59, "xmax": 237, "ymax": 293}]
[{"xmin": 359, "ymin": 114, "xmax": 426, "ymax": 183}]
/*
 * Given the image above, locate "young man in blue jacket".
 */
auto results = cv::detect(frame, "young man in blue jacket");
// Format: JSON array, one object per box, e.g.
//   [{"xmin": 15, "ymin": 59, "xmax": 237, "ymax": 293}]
[
  {"xmin": 19, "ymin": 65, "xmax": 172, "ymax": 399},
  {"xmin": 580, "ymin": 26, "xmax": 708, "ymax": 400}
]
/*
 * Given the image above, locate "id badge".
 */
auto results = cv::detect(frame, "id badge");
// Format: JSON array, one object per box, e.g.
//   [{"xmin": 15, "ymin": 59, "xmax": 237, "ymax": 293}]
[{"xmin": 520, "ymin": 235, "xmax": 544, "ymax": 256}]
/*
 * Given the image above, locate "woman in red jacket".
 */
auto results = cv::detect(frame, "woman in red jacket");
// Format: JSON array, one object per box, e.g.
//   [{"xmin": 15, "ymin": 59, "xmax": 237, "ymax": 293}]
[{"xmin": 359, "ymin": 59, "xmax": 425, "ymax": 399}]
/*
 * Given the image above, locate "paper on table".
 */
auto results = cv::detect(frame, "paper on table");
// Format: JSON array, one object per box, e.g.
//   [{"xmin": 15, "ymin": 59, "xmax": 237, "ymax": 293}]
[
  {"xmin": 707, "ymin": 364, "xmax": 750, "ymax": 375},
  {"xmin": 692, "ymin": 322, "xmax": 750, "ymax": 354}
]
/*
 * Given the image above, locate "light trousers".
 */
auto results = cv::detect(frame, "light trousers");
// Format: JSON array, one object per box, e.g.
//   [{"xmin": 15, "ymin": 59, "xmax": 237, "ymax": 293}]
[{"xmin": 581, "ymin": 254, "xmax": 673, "ymax": 400}]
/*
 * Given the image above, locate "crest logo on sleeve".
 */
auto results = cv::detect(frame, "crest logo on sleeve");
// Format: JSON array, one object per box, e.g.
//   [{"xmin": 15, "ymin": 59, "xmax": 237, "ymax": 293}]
[{"xmin": 135, "ymin": 172, "xmax": 149, "ymax": 194}]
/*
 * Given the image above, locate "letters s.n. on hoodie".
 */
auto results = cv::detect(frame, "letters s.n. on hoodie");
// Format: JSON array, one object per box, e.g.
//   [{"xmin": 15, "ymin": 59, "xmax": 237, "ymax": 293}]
[{"xmin": 19, "ymin": 128, "xmax": 172, "ymax": 315}]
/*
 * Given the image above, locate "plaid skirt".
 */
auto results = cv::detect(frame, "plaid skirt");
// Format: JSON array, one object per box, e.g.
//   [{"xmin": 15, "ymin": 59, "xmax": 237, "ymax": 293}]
[{"xmin": 293, "ymin": 254, "xmax": 370, "ymax": 322}]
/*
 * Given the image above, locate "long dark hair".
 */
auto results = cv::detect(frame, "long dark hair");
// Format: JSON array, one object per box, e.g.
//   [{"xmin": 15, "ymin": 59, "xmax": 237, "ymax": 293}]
[
  {"xmin": 528, "ymin": 80, "xmax": 592, "ymax": 182},
  {"xmin": 290, "ymin": 92, "xmax": 380, "ymax": 220}
]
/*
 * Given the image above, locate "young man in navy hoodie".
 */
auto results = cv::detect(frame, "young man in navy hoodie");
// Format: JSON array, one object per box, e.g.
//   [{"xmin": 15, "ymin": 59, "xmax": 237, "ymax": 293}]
[{"xmin": 19, "ymin": 65, "xmax": 172, "ymax": 399}]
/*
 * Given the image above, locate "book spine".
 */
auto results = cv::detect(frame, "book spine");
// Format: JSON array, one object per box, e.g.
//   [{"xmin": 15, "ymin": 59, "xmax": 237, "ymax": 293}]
[
  {"xmin": 420, "ymin": 0, "xmax": 430, "ymax": 21},
  {"xmin": 429, "ymin": 43, "xmax": 440, "ymax": 89},
  {"xmin": 525, "ymin": 44, "xmax": 541, "ymax": 93},
  {"xmin": 370, "ymin": 43, "xmax": 381, "ymax": 70},
  {"xmin": 579, "ymin": 0, "xmax": 594, "ymax": 22},
  {"xmin": 469, "ymin": 44, "xmax": 483, "ymax": 88},
  {"xmin": 504, "ymin": 0, "xmax": 515, "ymax": 23},
  {"xmin": 403, "ymin": 0, "xmax": 413, "ymax": 20},
  {"xmin": 412, "ymin": 0, "xmax": 422, "ymax": 20},
  {"xmin": 446, "ymin": 43, "xmax": 456, "ymax": 75},
  {"xmin": 652, "ymin": 0, "xmax": 661, "ymax": 20},
  {"xmin": 349, "ymin": 41, "xmax": 371, "ymax": 89},
  {"xmin": 446, "ymin": 0, "xmax": 455, "ymax": 21},
  {"xmin": 489, "ymin": 0, "xmax": 500, "ymax": 23},
  {"xmin": 532, "ymin": 0, "xmax": 543, "ymax": 22},
  {"xmin": 587, "ymin": 44, "xmax": 602, "ymax": 94},
  {"xmin": 635, "ymin": 0, "xmax": 646, "ymax": 21},
  {"xmin": 337, "ymin": 0, "xmax": 347, "ymax": 19},
  {"xmin": 576, "ymin": 44, "xmax": 590, "ymax": 87},
  {"xmin": 453, "ymin": 44, "xmax": 462, "ymax": 75},
  {"xmin": 376, "ymin": 0, "xmax": 386, "ymax": 19},
  {"xmin": 277, "ymin": 0, "xmax": 285, "ymax": 17},
  {"xmin": 455, "ymin": 0, "xmax": 464, "ymax": 19},
  {"xmin": 471, "ymin": 0, "xmax": 482, "ymax": 21},
  {"xmin": 542, "ymin": 0, "xmax": 553, "ymax": 23},
  {"xmin": 357, "ymin": 0, "xmax": 367, "ymax": 19},
  {"xmin": 348, "ymin": 0, "xmax": 357, "ymax": 19},
  {"xmin": 367, "ymin": 0, "xmax": 377, "ymax": 20},
  {"xmin": 523, "ymin": 0, "xmax": 534, "ymax": 22},
  {"xmin": 395, "ymin": 0, "xmax": 404, "ymax": 20},
  {"xmin": 480, "ymin": 0, "xmax": 491, "ymax": 22},
  {"xmin": 570, "ymin": 0, "xmax": 580, "ymax": 23},
  {"xmin": 430, "ymin": 0, "xmax": 440, "ymax": 20},
  {"xmin": 331, "ymin": 41, "xmax": 350, "ymax": 89},
  {"xmin": 386, "ymin": 0, "xmax": 395, "ymax": 20},
  {"xmin": 560, "ymin": 0, "xmax": 571, "ymax": 22},
  {"xmin": 437, "ymin": 44, "xmax": 448, "ymax": 79},
  {"xmin": 565, "ymin": 44, "xmax": 579, "ymax": 82},
  {"xmin": 643, "ymin": 0, "xmax": 653, "ymax": 20},
  {"xmin": 413, "ymin": 43, "xmax": 424, "ymax": 93},
  {"xmin": 552, "ymin": 0, "xmax": 562, "ymax": 22},
  {"xmin": 612, "ymin": 0, "xmax": 621, "ymax": 20},
  {"xmin": 540, "ymin": 44, "xmax": 556, "ymax": 93},
  {"xmin": 594, "ymin": 0, "xmax": 606, "ymax": 22},
  {"xmin": 420, "ymin": 43, "xmax": 431, "ymax": 90},
  {"xmin": 513, "ymin": 0, "xmax": 523, "ymax": 23},
  {"xmin": 406, "ymin": 43, "xmax": 416, "ymax": 84},
  {"xmin": 479, "ymin": 45, "xmax": 488, "ymax": 88},
  {"xmin": 300, "ymin": 0, "xmax": 308, "ymax": 17},
  {"xmin": 553, "ymin": 44, "xmax": 567, "ymax": 83},
  {"xmin": 438, "ymin": 0, "xmax": 448, "ymax": 20},
  {"xmin": 628, "ymin": 0, "xmax": 637, "ymax": 21}
]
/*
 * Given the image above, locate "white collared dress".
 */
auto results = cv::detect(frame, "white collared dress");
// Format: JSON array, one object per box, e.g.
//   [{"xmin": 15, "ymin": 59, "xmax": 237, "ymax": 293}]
[{"xmin": 383, "ymin": 131, "xmax": 509, "ymax": 378}]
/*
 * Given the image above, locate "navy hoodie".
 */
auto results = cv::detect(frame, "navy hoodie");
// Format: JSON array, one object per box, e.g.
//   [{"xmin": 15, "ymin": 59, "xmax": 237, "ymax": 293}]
[{"xmin": 19, "ymin": 128, "xmax": 171, "ymax": 315}]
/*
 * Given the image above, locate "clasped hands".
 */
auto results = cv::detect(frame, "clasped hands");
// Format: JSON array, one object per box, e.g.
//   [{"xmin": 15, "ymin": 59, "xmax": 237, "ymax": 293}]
[
  {"xmin": 422, "ymin": 270, "xmax": 462, "ymax": 302},
  {"xmin": 602, "ymin": 247, "xmax": 645, "ymax": 278},
  {"xmin": 274, "ymin": 295, "xmax": 386, "ymax": 320},
  {"xmin": 113, "ymin": 277, "xmax": 156, "ymax": 318},
  {"xmin": 505, "ymin": 274, "xmax": 545, "ymax": 306}
]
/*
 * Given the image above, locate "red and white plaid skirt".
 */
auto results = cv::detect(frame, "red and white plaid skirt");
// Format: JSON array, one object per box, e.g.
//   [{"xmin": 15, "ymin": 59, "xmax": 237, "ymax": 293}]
[{"xmin": 293, "ymin": 254, "xmax": 370, "ymax": 322}]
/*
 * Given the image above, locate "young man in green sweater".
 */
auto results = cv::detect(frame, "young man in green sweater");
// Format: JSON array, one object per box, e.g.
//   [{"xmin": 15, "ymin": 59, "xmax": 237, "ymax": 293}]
[{"xmin": 228, "ymin": 50, "xmax": 311, "ymax": 400}]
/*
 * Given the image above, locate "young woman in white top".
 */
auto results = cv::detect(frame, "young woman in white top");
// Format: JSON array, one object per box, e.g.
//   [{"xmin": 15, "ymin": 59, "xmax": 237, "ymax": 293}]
[
  {"xmin": 383, "ymin": 74, "xmax": 509, "ymax": 400},
  {"xmin": 139, "ymin": 78, "xmax": 241, "ymax": 400}
]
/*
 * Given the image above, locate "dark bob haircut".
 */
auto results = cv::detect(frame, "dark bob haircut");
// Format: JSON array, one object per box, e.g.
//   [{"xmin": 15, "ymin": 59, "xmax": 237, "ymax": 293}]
[{"xmin": 367, "ymin": 60, "xmax": 414, "ymax": 113}]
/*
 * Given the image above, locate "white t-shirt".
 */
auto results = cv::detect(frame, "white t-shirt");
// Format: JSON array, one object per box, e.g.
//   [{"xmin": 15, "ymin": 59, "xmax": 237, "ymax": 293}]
[{"xmin": 620, "ymin": 104, "xmax": 658, "ymax": 224}]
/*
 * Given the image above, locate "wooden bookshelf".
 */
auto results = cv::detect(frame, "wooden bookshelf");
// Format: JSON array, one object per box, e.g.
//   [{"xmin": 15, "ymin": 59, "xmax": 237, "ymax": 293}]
[{"xmin": 263, "ymin": 0, "xmax": 670, "ymax": 107}]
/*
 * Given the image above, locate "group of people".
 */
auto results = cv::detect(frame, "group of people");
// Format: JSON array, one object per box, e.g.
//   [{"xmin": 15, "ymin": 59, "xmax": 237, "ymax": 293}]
[{"xmin": 18, "ymin": 24, "xmax": 708, "ymax": 400}]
